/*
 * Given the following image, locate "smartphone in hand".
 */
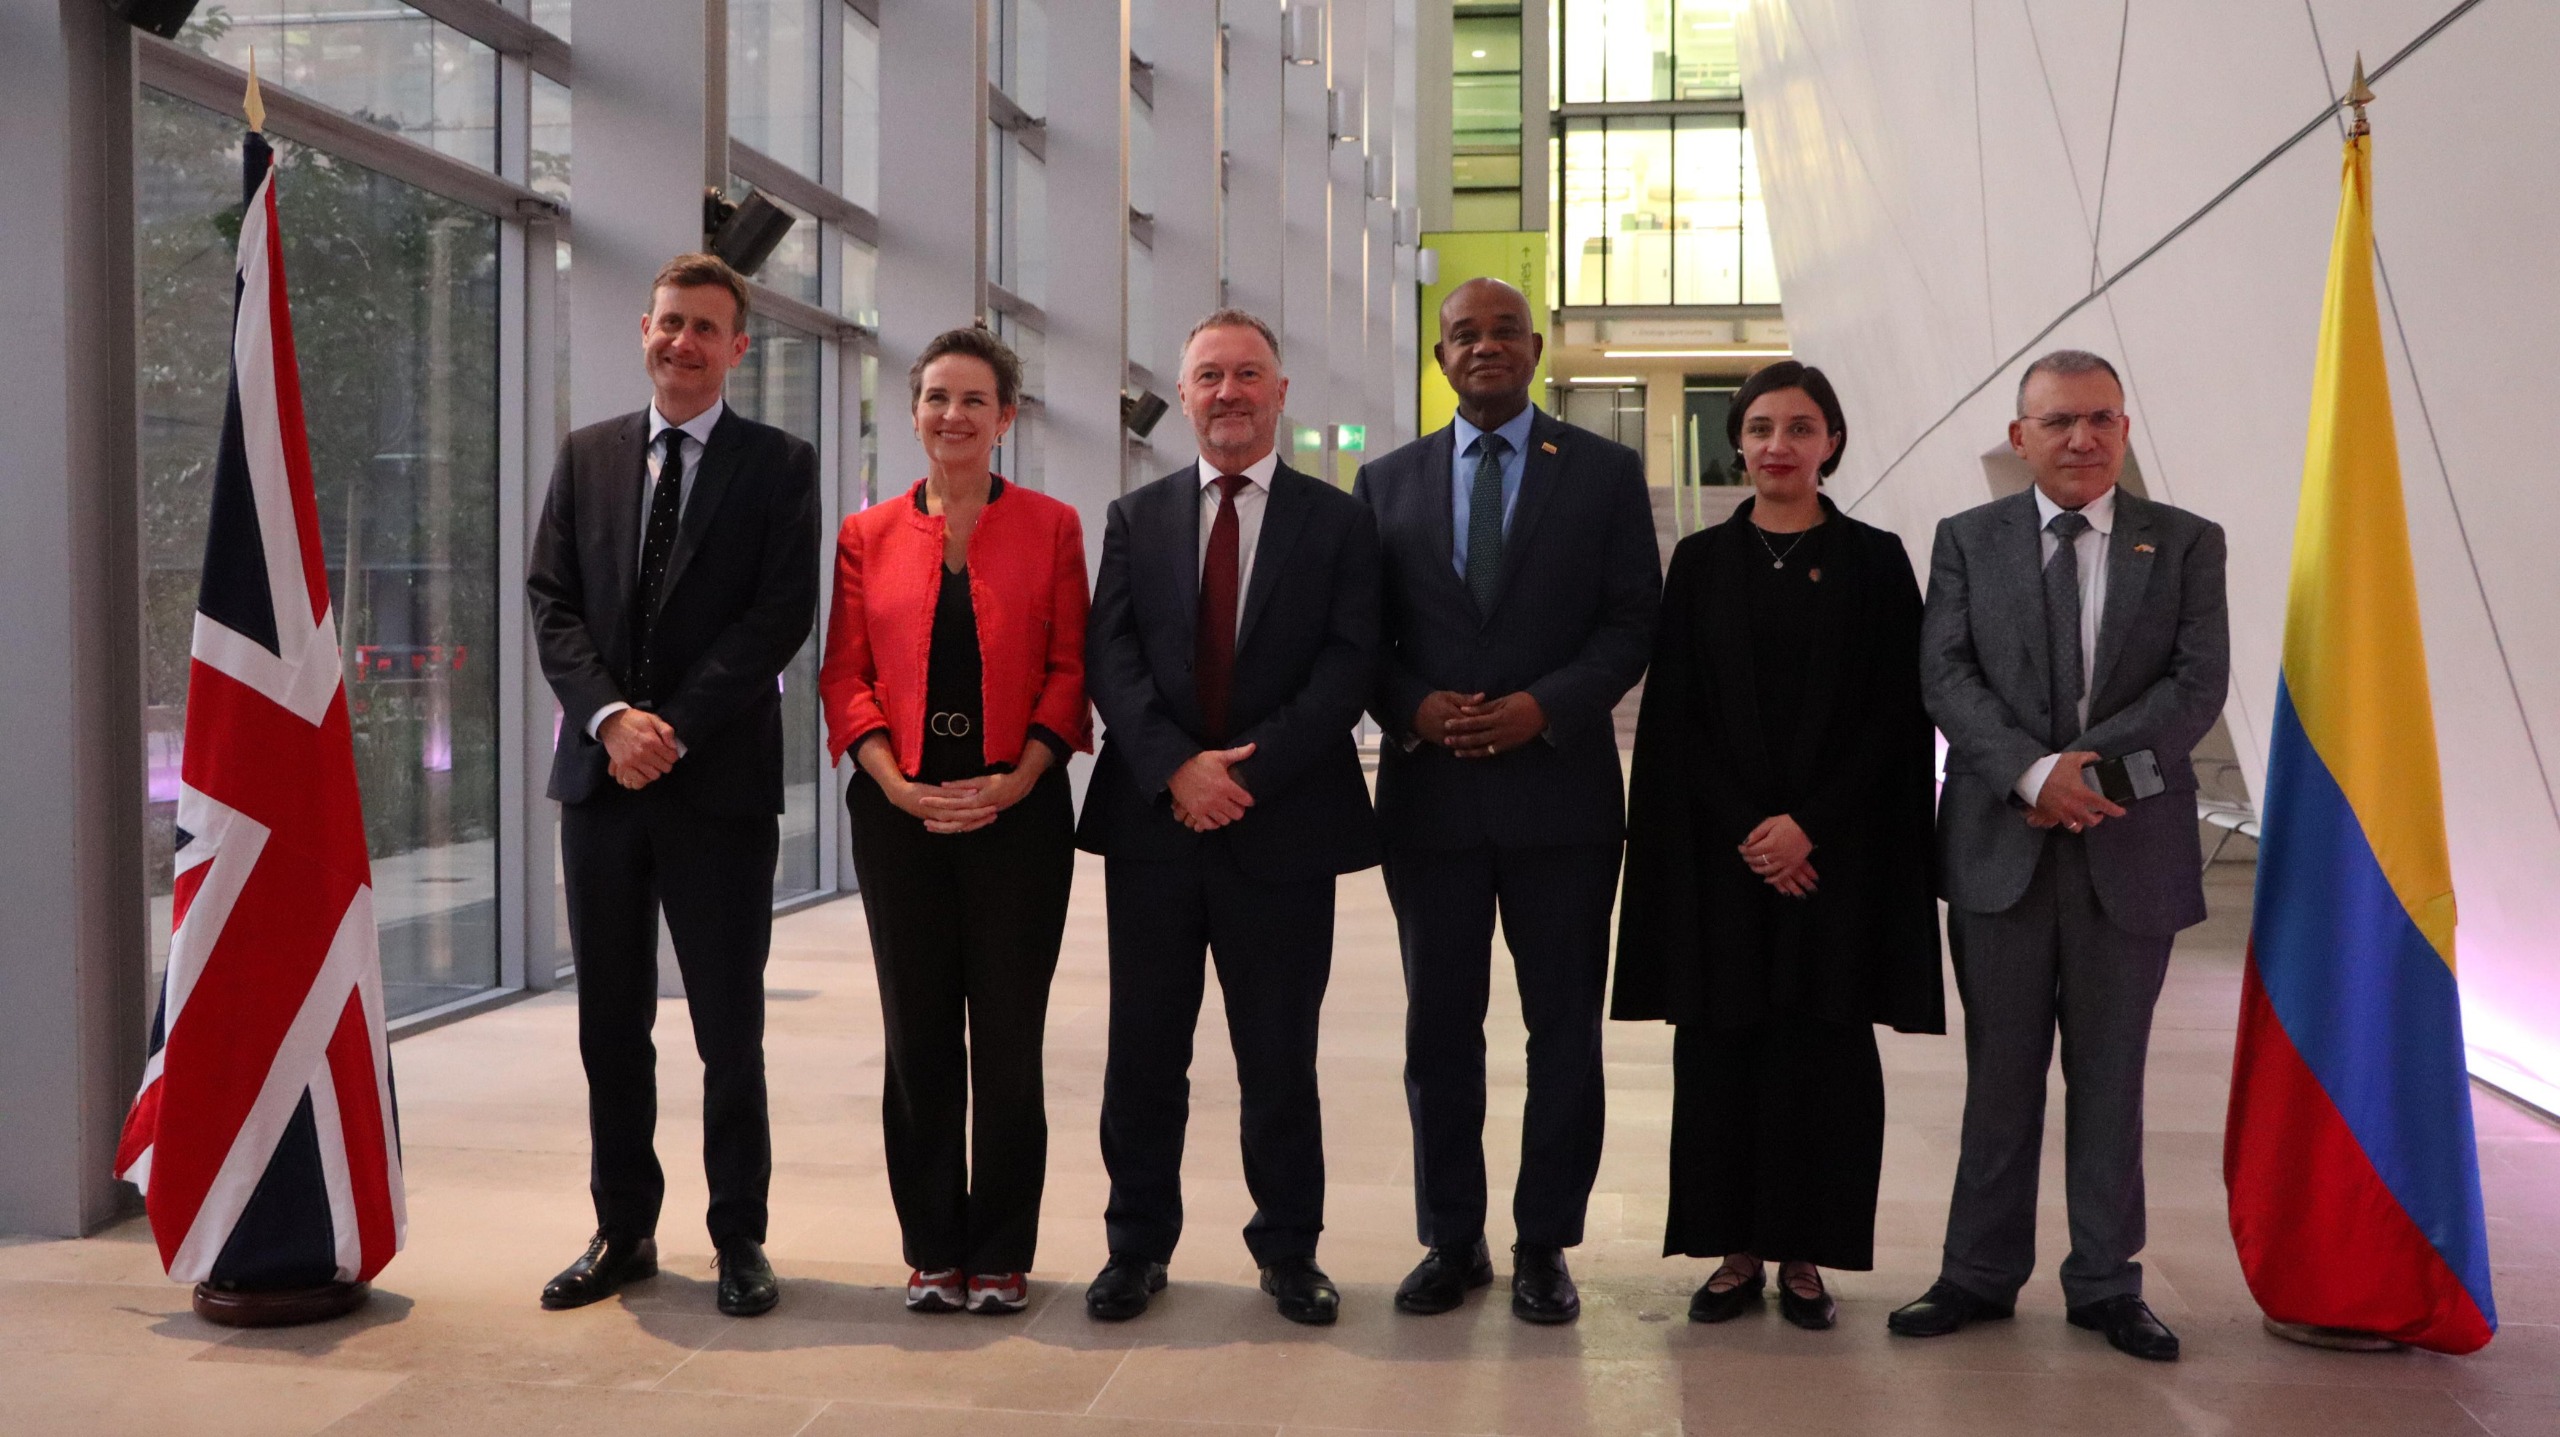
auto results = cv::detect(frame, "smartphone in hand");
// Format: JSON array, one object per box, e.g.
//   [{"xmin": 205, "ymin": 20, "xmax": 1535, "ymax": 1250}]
[{"xmin": 2088, "ymin": 749, "xmax": 2166, "ymax": 805}]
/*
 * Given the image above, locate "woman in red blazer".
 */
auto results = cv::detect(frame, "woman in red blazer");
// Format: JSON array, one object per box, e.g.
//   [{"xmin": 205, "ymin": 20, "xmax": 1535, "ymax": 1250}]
[{"xmin": 817, "ymin": 325, "xmax": 1090, "ymax": 1316}]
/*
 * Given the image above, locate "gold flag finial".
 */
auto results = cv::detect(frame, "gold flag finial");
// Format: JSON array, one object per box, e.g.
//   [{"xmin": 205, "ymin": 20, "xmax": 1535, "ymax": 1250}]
[
  {"xmin": 244, "ymin": 48, "xmax": 267, "ymax": 133},
  {"xmin": 2345, "ymin": 54, "xmax": 2374, "ymax": 137}
]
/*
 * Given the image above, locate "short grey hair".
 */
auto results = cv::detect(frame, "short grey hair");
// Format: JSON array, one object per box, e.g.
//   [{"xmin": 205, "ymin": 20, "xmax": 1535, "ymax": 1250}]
[
  {"xmin": 2016, "ymin": 349, "xmax": 2122, "ymax": 414},
  {"xmin": 1183, "ymin": 307, "xmax": 1283, "ymax": 367}
]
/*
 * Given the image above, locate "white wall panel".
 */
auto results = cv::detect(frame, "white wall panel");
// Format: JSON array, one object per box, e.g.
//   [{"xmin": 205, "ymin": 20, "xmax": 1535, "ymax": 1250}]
[{"xmin": 1740, "ymin": 0, "xmax": 2560, "ymax": 1109}]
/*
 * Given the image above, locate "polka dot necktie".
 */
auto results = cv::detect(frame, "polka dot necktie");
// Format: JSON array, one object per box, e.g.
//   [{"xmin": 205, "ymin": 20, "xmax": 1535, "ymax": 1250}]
[{"xmin": 631, "ymin": 427, "xmax": 686, "ymax": 700}]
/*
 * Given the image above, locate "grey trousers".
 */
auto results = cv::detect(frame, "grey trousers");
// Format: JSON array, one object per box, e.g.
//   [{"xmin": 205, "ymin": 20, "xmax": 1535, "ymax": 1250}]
[{"xmin": 1940, "ymin": 834, "xmax": 2174, "ymax": 1307}]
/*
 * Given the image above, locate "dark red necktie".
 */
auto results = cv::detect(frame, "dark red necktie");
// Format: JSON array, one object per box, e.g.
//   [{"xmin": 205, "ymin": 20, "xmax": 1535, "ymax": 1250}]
[{"xmin": 1195, "ymin": 473, "xmax": 1249, "ymax": 743}]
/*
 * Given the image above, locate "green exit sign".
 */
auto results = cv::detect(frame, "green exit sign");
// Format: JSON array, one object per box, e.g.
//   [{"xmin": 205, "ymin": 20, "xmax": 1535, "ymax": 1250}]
[{"xmin": 1337, "ymin": 424, "xmax": 1367, "ymax": 453}]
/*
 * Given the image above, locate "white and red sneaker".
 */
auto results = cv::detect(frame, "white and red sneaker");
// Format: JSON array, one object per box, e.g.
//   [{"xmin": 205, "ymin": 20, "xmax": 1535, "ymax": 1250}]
[
  {"xmin": 966, "ymin": 1272, "xmax": 1029, "ymax": 1314},
  {"xmin": 906, "ymin": 1267, "xmax": 964, "ymax": 1313}
]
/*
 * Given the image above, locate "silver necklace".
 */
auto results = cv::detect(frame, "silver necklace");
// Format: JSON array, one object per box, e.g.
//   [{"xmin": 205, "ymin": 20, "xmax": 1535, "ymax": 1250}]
[{"xmin": 1753, "ymin": 523, "xmax": 1815, "ymax": 569}]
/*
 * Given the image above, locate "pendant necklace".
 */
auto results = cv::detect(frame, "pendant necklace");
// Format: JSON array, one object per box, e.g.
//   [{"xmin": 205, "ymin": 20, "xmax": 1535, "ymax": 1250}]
[{"xmin": 1753, "ymin": 523, "xmax": 1814, "ymax": 570}]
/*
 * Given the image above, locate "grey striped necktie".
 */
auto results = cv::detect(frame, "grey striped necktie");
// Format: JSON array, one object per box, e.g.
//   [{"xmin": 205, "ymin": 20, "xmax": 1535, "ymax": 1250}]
[
  {"xmin": 2044, "ymin": 509, "xmax": 2092, "ymax": 747},
  {"xmin": 1465, "ymin": 432, "xmax": 1510, "ymax": 614}
]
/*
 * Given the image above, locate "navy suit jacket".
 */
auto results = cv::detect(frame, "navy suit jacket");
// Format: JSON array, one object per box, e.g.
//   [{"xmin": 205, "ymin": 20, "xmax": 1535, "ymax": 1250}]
[
  {"xmin": 1076, "ymin": 461, "xmax": 1383, "ymax": 881},
  {"xmin": 526, "ymin": 406, "xmax": 821, "ymax": 816},
  {"xmin": 1355, "ymin": 408, "xmax": 1661, "ymax": 850}
]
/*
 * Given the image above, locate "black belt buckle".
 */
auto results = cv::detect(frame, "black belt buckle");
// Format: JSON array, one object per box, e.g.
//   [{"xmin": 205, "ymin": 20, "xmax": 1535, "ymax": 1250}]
[{"xmin": 928, "ymin": 711, "xmax": 974, "ymax": 738}]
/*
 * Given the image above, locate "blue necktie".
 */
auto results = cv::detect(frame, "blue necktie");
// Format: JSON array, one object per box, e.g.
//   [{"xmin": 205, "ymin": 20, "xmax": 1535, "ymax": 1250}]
[{"xmin": 1465, "ymin": 433, "xmax": 1510, "ymax": 614}]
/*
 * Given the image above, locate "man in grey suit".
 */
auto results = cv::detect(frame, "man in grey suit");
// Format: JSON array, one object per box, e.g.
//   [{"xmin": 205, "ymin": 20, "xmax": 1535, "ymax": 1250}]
[{"xmin": 1889, "ymin": 350, "xmax": 2227, "ymax": 1362}]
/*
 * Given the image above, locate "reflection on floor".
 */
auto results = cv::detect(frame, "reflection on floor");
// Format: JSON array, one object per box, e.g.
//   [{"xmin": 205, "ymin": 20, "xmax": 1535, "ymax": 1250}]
[{"xmin": 7, "ymin": 857, "xmax": 2558, "ymax": 1436}]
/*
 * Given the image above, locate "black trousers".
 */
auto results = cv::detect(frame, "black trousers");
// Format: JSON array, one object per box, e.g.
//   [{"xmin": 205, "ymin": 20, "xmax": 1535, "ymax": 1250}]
[
  {"xmin": 844, "ymin": 766, "xmax": 1074, "ymax": 1273},
  {"xmin": 1383, "ymin": 840, "xmax": 1620, "ymax": 1250},
  {"xmin": 1098, "ymin": 844, "xmax": 1335, "ymax": 1266},
  {"xmin": 560, "ymin": 784, "xmax": 778, "ymax": 1248},
  {"xmin": 1666, "ymin": 1014, "xmax": 1886, "ymax": 1269}
]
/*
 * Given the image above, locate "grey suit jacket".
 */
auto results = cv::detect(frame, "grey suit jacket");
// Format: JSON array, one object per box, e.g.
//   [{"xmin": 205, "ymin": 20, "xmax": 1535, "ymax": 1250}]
[{"xmin": 1920, "ymin": 487, "xmax": 2229, "ymax": 935}]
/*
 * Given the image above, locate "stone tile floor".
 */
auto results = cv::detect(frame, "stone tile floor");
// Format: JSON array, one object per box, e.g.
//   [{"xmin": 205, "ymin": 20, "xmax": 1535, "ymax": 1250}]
[{"xmin": 7, "ymin": 856, "xmax": 2557, "ymax": 1435}]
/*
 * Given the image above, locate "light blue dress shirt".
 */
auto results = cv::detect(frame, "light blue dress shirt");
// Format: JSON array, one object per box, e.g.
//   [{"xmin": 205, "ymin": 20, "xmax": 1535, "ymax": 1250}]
[{"xmin": 1449, "ymin": 404, "xmax": 1537, "ymax": 579}]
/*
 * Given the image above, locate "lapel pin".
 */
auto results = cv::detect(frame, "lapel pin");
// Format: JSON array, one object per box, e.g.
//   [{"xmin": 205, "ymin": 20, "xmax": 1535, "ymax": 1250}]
[
  {"xmin": 1807, "ymin": 567, "xmax": 1823, "ymax": 583},
  {"xmin": 1539, "ymin": 440, "xmax": 1558, "ymax": 454},
  {"xmin": 2134, "ymin": 543, "xmax": 2155, "ymax": 553}
]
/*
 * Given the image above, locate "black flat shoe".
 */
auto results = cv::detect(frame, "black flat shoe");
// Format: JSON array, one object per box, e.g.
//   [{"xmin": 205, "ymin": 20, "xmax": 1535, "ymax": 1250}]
[
  {"xmin": 715, "ymin": 1239, "xmax": 780, "ymax": 1317},
  {"xmin": 1395, "ymin": 1239, "xmax": 1494, "ymax": 1315},
  {"xmin": 1084, "ymin": 1254, "xmax": 1167, "ymax": 1321},
  {"xmin": 2068, "ymin": 1294, "xmax": 2181, "ymax": 1361},
  {"xmin": 1510, "ymin": 1244, "xmax": 1580, "ymax": 1325},
  {"xmin": 1687, "ymin": 1265, "xmax": 1765, "ymax": 1323},
  {"xmin": 540, "ymin": 1231, "xmax": 658, "ymax": 1310},
  {"xmin": 1778, "ymin": 1270, "xmax": 1836, "ymax": 1331},
  {"xmin": 1886, "ymin": 1279, "xmax": 2014, "ymax": 1337},
  {"xmin": 1259, "ymin": 1256, "xmax": 1341, "ymax": 1325}
]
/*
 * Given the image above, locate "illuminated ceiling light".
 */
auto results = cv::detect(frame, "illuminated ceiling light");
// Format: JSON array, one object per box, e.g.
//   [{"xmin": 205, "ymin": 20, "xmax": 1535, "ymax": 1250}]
[
  {"xmin": 1558, "ymin": 375, "xmax": 1642, "ymax": 385},
  {"xmin": 1471, "ymin": 48, "xmax": 1488, "ymax": 58}
]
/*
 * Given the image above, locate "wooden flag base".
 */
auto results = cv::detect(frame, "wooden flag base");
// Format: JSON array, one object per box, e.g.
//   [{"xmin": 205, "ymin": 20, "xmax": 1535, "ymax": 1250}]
[
  {"xmin": 2263, "ymin": 1316, "xmax": 2404, "ymax": 1352},
  {"xmin": 193, "ymin": 1279, "xmax": 370, "ymax": 1328}
]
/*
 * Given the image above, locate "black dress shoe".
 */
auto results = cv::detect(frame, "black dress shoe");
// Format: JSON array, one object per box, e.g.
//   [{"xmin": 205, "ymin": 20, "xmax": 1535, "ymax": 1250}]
[
  {"xmin": 1084, "ymin": 1255, "xmax": 1167, "ymax": 1321},
  {"xmin": 1886, "ymin": 1279, "xmax": 2014, "ymax": 1337},
  {"xmin": 540, "ymin": 1231, "xmax": 659, "ymax": 1310},
  {"xmin": 1777, "ymin": 1272, "xmax": 1836, "ymax": 1331},
  {"xmin": 715, "ymin": 1239, "xmax": 779, "ymax": 1317},
  {"xmin": 1510, "ymin": 1245, "xmax": 1580, "ymax": 1325},
  {"xmin": 2068, "ymin": 1294, "xmax": 2181, "ymax": 1361},
  {"xmin": 1688, "ymin": 1266, "xmax": 1765, "ymax": 1324},
  {"xmin": 1259, "ymin": 1256, "xmax": 1341, "ymax": 1325},
  {"xmin": 1395, "ymin": 1239, "xmax": 1495, "ymax": 1315}
]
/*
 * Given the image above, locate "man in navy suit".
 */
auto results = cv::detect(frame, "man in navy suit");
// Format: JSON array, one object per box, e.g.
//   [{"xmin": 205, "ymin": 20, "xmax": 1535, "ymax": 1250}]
[
  {"xmin": 1077, "ymin": 309, "xmax": 1381, "ymax": 1326},
  {"xmin": 1354, "ymin": 278, "xmax": 1660, "ymax": 1323}
]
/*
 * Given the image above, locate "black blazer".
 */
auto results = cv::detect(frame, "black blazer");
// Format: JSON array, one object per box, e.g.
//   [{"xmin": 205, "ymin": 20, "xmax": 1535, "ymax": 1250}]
[
  {"xmin": 527, "ymin": 406, "xmax": 821, "ymax": 816},
  {"xmin": 1611, "ymin": 496, "xmax": 1943, "ymax": 1033},
  {"xmin": 1076, "ymin": 461, "xmax": 1382, "ymax": 881},
  {"xmin": 1354, "ymin": 408, "xmax": 1660, "ymax": 850}
]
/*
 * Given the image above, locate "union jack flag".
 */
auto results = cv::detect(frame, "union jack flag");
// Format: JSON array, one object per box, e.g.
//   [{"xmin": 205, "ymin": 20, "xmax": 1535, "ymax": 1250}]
[{"xmin": 116, "ymin": 126, "xmax": 405, "ymax": 1288}]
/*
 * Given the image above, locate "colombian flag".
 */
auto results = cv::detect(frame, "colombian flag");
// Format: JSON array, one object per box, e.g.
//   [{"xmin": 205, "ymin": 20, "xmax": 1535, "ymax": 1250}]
[{"xmin": 2222, "ymin": 130, "xmax": 2493, "ymax": 1354}]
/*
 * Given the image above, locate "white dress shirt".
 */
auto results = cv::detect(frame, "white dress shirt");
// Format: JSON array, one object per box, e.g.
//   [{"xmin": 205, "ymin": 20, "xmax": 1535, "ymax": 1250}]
[
  {"xmin": 2015, "ymin": 483, "xmax": 2116, "ymax": 804},
  {"xmin": 589, "ymin": 398, "xmax": 726, "ymax": 739},
  {"xmin": 1196, "ymin": 450, "xmax": 1281, "ymax": 639}
]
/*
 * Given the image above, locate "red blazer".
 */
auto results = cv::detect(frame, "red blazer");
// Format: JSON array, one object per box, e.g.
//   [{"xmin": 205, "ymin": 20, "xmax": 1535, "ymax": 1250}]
[{"xmin": 820, "ymin": 478, "xmax": 1092, "ymax": 775}]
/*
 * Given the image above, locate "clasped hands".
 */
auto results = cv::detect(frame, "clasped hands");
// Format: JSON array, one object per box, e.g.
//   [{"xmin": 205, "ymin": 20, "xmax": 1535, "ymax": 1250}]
[
  {"xmin": 882, "ymin": 767, "xmax": 1041, "ymax": 835},
  {"xmin": 1169, "ymin": 742, "xmax": 1257, "ymax": 833},
  {"xmin": 1740, "ymin": 814, "xmax": 1817, "ymax": 898},
  {"xmin": 602, "ymin": 708, "xmax": 681, "ymax": 789},
  {"xmin": 1414, "ymin": 690, "xmax": 1546, "ymax": 759},
  {"xmin": 2025, "ymin": 751, "xmax": 2127, "ymax": 834}
]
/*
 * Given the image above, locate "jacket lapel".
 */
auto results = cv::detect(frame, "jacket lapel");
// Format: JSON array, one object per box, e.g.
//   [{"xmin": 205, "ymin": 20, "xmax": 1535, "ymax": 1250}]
[
  {"xmin": 2089, "ymin": 489, "xmax": 2157, "ymax": 704},
  {"xmin": 1414, "ymin": 425, "xmax": 1472, "ymax": 612},
  {"xmin": 1489, "ymin": 409, "xmax": 1563, "ymax": 621},
  {"xmin": 1996, "ymin": 490, "xmax": 2050, "ymax": 691},
  {"xmin": 653, "ymin": 407, "xmax": 749, "ymax": 620},
  {"xmin": 1785, "ymin": 497, "xmax": 1854, "ymax": 783},
  {"xmin": 1162, "ymin": 463, "xmax": 1203, "ymax": 656},
  {"xmin": 1237, "ymin": 464, "xmax": 1312, "ymax": 653},
  {"xmin": 602, "ymin": 413, "xmax": 646, "ymax": 646},
  {"xmin": 1703, "ymin": 510, "xmax": 1776, "ymax": 798}
]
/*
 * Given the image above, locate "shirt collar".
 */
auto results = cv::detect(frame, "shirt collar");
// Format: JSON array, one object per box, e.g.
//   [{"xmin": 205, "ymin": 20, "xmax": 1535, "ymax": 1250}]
[
  {"xmin": 648, "ymin": 397, "xmax": 726, "ymax": 450},
  {"xmin": 1454, "ymin": 403, "xmax": 1539, "ymax": 460},
  {"xmin": 1199, "ymin": 449, "xmax": 1282, "ymax": 492},
  {"xmin": 2032, "ymin": 481, "xmax": 2117, "ymax": 536}
]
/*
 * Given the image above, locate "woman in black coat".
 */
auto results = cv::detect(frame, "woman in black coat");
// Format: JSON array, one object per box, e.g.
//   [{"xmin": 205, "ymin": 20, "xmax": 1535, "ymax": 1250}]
[{"xmin": 1612, "ymin": 362, "xmax": 1943, "ymax": 1331}]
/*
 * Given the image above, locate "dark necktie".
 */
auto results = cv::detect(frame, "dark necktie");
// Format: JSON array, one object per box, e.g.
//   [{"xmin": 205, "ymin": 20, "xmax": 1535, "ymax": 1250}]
[
  {"xmin": 2043, "ymin": 509, "xmax": 2092, "ymax": 747},
  {"xmin": 1195, "ymin": 473, "xmax": 1249, "ymax": 745},
  {"xmin": 632, "ymin": 427, "xmax": 686, "ymax": 700},
  {"xmin": 1465, "ymin": 432, "xmax": 1510, "ymax": 614}
]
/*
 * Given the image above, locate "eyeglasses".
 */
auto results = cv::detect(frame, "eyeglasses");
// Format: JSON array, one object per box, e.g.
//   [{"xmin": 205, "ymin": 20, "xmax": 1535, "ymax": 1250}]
[{"xmin": 2027, "ymin": 409, "xmax": 2125, "ymax": 435}]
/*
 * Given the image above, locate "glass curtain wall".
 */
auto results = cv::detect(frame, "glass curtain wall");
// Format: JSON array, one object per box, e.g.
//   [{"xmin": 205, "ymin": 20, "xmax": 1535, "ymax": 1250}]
[
  {"xmin": 1557, "ymin": 0, "xmax": 1742, "ymax": 103},
  {"xmin": 1554, "ymin": 112, "xmax": 1776, "ymax": 305},
  {"xmin": 1453, "ymin": 3, "xmax": 1525, "ymax": 230},
  {"xmin": 179, "ymin": 0, "xmax": 500, "ymax": 171},
  {"xmin": 988, "ymin": 0, "xmax": 1046, "ymax": 490},
  {"xmin": 727, "ymin": 317, "xmax": 826, "ymax": 903},
  {"xmin": 137, "ymin": 88, "xmax": 503, "ymax": 1020}
]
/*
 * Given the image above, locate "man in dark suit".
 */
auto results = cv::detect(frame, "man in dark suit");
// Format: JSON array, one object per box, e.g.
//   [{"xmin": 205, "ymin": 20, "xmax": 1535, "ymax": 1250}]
[
  {"xmin": 1891, "ymin": 349, "xmax": 2228, "ymax": 1362},
  {"xmin": 1077, "ymin": 309, "xmax": 1381, "ymax": 1326},
  {"xmin": 525, "ymin": 253, "xmax": 820, "ymax": 1318},
  {"xmin": 1353, "ymin": 278, "xmax": 1660, "ymax": 1324}
]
